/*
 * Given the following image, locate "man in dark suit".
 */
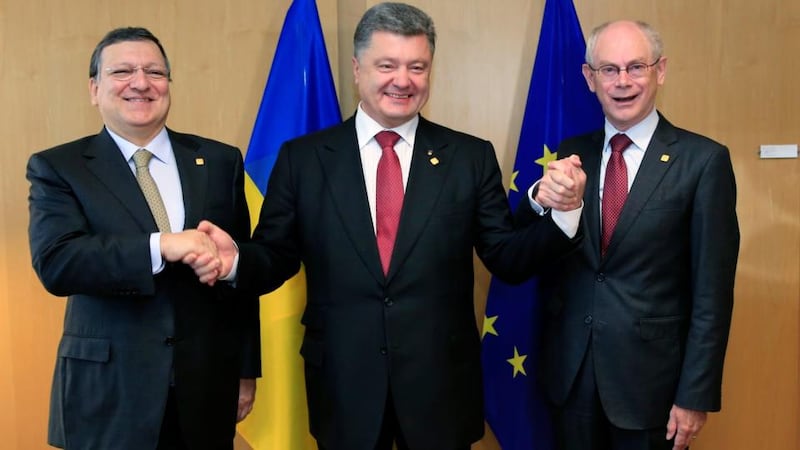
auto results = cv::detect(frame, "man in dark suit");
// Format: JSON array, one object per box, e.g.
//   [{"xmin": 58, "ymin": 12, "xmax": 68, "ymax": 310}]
[
  {"xmin": 194, "ymin": 3, "xmax": 585, "ymax": 450},
  {"xmin": 27, "ymin": 27, "xmax": 259, "ymax": 450},
  {"xmin": 530, "ymin": 20, "xmax": 740, "ymax": 450}
]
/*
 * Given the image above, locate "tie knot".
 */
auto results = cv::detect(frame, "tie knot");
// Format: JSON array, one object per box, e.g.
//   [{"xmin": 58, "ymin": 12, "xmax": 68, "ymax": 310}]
[
  {"xmin": 132, "ymin": 149, "xmax": 154, "ymax": 168},
  {"xmin": 375, "ymin": 130, "xmax": 401, "ymax": 151},
  {"xmin": 610, "ymin": 133, "xmax": 632, "ymax": 154}
]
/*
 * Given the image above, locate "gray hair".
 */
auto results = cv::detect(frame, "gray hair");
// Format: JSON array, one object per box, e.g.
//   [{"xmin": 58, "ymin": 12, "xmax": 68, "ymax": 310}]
[
  {"xmin": 353, "ymin": 2, "xmax": 436, "ymax": 59},
  {"xmin": 585, "ymin": 20, "xmax": 663, "ymax": 66}
]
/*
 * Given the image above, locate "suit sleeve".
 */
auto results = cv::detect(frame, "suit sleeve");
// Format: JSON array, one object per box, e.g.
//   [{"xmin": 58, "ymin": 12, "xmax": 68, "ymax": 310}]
[
  {"xmin": 237, "ymin": 142, "xmax": 303, "ymax": 296},
  {"xmin": 473, "ymin": 140, "xmax": 583, "ymax": 284},
  {"xmin": 27, "ymin": 152, "xmax": 155, "ymax": 297},
  {"xmin": 675, "ymin": 145, "xmax": 739, "ymax": 411}
]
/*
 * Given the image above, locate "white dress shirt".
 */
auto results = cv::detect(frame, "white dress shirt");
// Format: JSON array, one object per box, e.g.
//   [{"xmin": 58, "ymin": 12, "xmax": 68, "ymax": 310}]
[{"xmin": 107, "ymin": 126, "xmax": 184, "ymax": 273}]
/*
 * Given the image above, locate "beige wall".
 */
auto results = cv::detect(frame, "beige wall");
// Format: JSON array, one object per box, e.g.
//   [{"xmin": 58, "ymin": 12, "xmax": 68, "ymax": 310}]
[{"xmin": 1, "ymin": 1, "xmax": 797, "ymax": 449}]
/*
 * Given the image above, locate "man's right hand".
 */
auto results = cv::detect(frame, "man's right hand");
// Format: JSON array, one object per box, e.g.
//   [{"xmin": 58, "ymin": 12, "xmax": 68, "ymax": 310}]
[
  {"xmin": 535, "ymin": 154, "xmax": 586, "ymax": 211},
  {"xmin": 160, "ymin": 230, "xmax": 221, "ymax": 285},
  {"xmin": 195, "ymin": 220, "xmax": 237, "ymax": 284}
]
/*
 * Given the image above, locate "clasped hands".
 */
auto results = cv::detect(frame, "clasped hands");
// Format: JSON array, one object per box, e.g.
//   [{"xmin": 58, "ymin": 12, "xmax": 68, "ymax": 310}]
[
  {"xmin": 159, "ymin": 221, "xmax": 237, "ymax": 286},
  {"xmin": 534, "ymin": 154, "xmax": 586, "ymax": 211}
]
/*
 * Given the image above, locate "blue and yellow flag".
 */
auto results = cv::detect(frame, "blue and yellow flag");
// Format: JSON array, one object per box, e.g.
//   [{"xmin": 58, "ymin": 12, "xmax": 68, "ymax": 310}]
[
  {"xmin": 237, "ymin": 1, "xmax": 341, "ymax": 449},
  {"xmin": 481, "ymin": 0, "xmax": 602, "ymax": 448}
]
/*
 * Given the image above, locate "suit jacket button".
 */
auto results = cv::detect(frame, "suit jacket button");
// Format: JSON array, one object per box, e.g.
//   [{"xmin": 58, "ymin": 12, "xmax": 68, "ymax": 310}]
[
  {"xmin": 584, "ymin": 315, "xmax": 593, "ymax": 325},
  {"xmin": 383, "ymin": 297, "xmax": 393, "ymax": 307},
  {"xmin": 379, "ymin": 347, "xmax": 388, "ymax": 355},
  {"xmin": 596, "ymin": 273, "xmax": 605, "ymax": 282}
]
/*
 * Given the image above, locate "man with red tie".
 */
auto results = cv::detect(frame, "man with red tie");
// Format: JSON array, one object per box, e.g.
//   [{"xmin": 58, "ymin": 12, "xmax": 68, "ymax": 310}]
[
  {"xmin": 530, "ymin": 20, "xmax": 740, "ymax": 450},
  {"xmin": 194, "ymin": 3, "xmax": 586, "ymax": 449}
]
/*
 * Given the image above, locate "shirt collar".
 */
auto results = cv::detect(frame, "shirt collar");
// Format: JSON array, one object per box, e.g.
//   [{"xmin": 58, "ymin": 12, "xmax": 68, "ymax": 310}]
[
  {"xmin": 106, "ymin": 126, "xmax": 172, "ymax": 163},
  {"xmin": 603, "ymin": 108, "xmax": 659, "ymax": 152},
  {"xmin": 355, "ymin": 103, "xmax": 419, "ymax": 150}
]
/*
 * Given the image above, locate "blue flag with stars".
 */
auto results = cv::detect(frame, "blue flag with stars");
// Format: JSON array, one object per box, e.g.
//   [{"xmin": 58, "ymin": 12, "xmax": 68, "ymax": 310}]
[{"xmin": 481, "ymin": 0, "xmax": 603, "ymax": 448}]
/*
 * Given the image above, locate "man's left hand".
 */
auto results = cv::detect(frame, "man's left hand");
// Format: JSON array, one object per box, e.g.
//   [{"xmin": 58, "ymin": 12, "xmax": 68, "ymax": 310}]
[{"xmin": 666, "ymin": 404, "xmax": 706, "ymax": 449}]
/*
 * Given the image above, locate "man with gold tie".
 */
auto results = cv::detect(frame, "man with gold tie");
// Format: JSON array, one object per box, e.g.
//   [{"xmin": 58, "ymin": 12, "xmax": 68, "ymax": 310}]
[{"xmin": 27, "ymin": 27, "xmax": 258, "ymax": 450}]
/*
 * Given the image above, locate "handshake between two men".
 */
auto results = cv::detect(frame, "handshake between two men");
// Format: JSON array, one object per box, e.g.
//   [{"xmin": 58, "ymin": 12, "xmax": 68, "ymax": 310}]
[{"xmin": 160, "ymin": 153, "xmax": 586, "ymax": 287}]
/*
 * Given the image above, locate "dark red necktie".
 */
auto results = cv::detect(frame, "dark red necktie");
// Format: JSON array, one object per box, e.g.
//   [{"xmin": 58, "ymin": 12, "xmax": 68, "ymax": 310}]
[
  {"xmin": 375, "ymin": 130, "xmax": 403, "ymax": 275},
  {"xmin": 601, "ymin": 133, "xmax": 633, "ymax": 256}
]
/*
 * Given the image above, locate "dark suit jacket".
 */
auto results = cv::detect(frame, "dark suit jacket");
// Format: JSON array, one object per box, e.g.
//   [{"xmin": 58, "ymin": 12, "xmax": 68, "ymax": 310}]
[
  {"xmin": 234, "ymin": 115, "xmax": 581, "ymax": 450},
  {"xmin": 27, "ymin": 128, "xmax": 260, "ymax": 450},
  {"xmin": 532, "ymin": 113, "xmax": 739, "ymax": 429}
]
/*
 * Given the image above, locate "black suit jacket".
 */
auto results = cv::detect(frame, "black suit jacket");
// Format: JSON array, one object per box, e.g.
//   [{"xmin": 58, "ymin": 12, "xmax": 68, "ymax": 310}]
[
  {"xmin": 532, "ymin": 113, "xmax": 739, "ymax": 429},
  {"xmin": 235, "ymin": 115, "xmax": 581, "ymax": 450},
  {"xmin": 27, "ymin": 128, "xmax": 259, "ymax": 450}
]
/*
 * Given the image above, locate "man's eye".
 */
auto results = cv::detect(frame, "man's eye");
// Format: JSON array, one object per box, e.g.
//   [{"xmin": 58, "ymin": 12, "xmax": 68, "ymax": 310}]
[
  {"xmin": 145, "ymin": 69, "xmax": 167, "ymax": 78},
  {"xmin": 629, "ymin": 64, "xmax": 646, "ymax": 73},
  {"xmin": 600, "ymin": 66, "xmax": 618, "ymax": 76},
  {"xmin": 111, "ymin": 69, "xmax": 134, "ymax": 77}
]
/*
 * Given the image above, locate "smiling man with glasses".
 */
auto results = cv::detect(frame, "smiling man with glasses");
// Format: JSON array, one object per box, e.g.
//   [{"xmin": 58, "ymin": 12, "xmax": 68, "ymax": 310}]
[
  {"xmin": 529, "ymin": 19, "xmax": 740, "ymax": 450},
  {"xmin": 27, "ymin": 27, "xmax": 259, "ymax": 450}
]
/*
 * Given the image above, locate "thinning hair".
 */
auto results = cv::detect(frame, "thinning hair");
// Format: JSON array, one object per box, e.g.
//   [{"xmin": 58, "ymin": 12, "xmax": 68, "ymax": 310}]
[
  {"xmin": 584, "ymin": 20, "xmax": 663, "ymax": 65},
  {"xmin": 353, "ymin": 2, "xmax": 436, "ymax": 59},
  {"xmin": 89, "ymin": 27, "xmax": 171, "ymax": 80}
]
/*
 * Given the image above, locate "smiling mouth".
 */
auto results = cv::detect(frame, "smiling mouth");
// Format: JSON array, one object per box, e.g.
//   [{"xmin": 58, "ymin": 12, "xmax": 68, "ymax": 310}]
[
  {"xmin": 613, "ymin": 94, "xmax": 637, "ymax": 103},
  {"xmin": 385, "ymin": 93, "xmax": 411, "ymax": 99}
]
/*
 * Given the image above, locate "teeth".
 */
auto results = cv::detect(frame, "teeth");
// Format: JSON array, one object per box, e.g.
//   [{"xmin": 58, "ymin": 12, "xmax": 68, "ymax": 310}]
[{"xmin": 386, "ymin": 93, "xmax": 410, "ymax": 99}]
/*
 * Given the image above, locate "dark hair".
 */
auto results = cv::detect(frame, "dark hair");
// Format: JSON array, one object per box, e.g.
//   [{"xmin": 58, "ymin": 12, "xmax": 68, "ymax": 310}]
[
  {"xmin": 353, "ymin": 2, "xmax": 436, "ymax": 59},
  {"xmin": 89, "ymin": 27, "xmax": 171, "ymax": 80}
]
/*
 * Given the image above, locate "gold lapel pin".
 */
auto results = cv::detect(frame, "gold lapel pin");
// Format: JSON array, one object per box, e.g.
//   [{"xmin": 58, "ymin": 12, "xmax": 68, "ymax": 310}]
[
  {"xmin": 660, "ymin": 154, "xmax": 670, "ymax": 162},
  {"xmin": 195, "ymin": 158, "xmax": 205, "ymax": 166},
  {"xmin": 430, "ymin": 157, "xmax": 440, "ymax": 166}
]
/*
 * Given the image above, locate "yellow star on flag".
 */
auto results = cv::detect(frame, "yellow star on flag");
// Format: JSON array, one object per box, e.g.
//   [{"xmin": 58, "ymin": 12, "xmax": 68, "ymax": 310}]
[
  {"xmin": 506, "ymin": 346, "xmax": 528, "ymax": 378},
  {"xmin": 482, "ymin": 315, "xmax": 498, "ymax": 339},
  {"xmin": 535, "ymin": 144, "xmax": 558, "ymax": 173},
  {"xmin": 509, "ymin": 171, "xmax": 519, "ymax": 193}
]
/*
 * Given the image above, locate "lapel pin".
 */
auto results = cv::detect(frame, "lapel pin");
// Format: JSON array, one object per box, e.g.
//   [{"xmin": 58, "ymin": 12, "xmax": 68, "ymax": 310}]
[
  {"xmin": 430, "ymin": 157, "xmax": 440, "ymax": 166},
  {"xmin": 660, "ymin": 154, "xmax": 670, "ymax": 163},
  {"xmin": 195, "ymin": 158, "xmax": 205, "ymax": 166},
  {"xmin": 427, "ymin": 150, "xmax": 433, "ymax": 156}
]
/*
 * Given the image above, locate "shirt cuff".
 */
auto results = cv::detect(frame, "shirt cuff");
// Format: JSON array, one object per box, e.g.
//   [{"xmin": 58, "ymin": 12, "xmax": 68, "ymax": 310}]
[
  {"xmin": 149, "ymin": 232, "xmax": 165, "ymax": 274},
  {"xmin": 527, "ymin": 182, "xmax": 582, "ymax": 239}
]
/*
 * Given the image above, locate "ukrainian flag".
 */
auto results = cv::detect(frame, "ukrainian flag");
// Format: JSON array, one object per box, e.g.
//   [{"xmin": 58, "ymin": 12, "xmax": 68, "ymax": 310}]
[{"xmin": 236, "ymin": 1, "xmax": 341, "ymax": 448}]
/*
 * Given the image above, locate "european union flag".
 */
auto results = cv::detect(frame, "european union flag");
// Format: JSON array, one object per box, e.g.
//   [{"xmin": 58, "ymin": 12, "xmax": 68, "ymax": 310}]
[
  {"xmin": 237, "ymin": 1, "xmax": 341, "ymax": 449},
  {"xmin": 481, "ymin": 0, "xmax": 603, "ymax": 448}
]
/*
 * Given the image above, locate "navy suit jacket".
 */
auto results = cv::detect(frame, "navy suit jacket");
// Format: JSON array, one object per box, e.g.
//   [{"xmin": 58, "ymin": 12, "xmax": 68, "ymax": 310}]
[
  {"xmin": 532, "ymin": 113, "xmax": 740, "ymax": 429},
  {"xmin": 234, "ymin": 115, "xmax": 582, "ymax": 450},
  {"xmin": 27, "ymin": 128, "xmax": 259, "ymax": 450}
]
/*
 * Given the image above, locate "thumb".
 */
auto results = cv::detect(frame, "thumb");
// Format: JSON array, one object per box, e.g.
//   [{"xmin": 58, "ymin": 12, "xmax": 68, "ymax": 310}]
[
  {"xmin": 665, "ymin": 408, "xmax": 678, "ymax": 440},
  {"xmin": 197, "ymin": 219, "xmax": 216, "ymax": 234}
]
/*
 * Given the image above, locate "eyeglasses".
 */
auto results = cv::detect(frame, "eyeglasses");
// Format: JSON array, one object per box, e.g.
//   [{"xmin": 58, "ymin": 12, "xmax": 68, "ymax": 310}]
[
  {"xmin": 103, "ymin": 65, "xmax": 170, "ymax": 81},
  {"xmin": 587, "ymin": 58, "xmax": 661, "ymax": 81}
]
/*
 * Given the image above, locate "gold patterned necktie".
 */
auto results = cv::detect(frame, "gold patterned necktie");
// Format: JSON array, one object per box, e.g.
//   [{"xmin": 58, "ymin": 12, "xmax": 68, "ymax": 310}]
[{"xmin": 132, "ymin": 149, "xmax": 171, "ymax": 232}]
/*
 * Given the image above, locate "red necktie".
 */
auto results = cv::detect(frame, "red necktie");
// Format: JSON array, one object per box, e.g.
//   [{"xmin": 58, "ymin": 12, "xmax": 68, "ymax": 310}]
[
  {"xmin": 375, "ymin": 131, "xmax": 403, "ymax": 275},
  {"xmin": 601, "ymin": 133, "xmax": 633, "ymax": 256}
]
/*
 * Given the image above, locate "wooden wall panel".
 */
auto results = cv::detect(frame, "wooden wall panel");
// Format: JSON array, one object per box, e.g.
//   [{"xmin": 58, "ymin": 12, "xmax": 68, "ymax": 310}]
[{"xmin": 1, "ymin": 1, "xmax": 797, "ymax": 449}]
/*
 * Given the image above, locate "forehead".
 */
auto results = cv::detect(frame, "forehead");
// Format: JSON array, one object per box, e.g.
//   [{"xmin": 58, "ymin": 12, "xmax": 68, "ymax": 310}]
[
  {"xmin": 100, "ymin": 40, "xmax": 165, "ymax": 66},
  {"xmin": 361, "ymin": 31, "xmax": 432, "ymax": 60},
  {"xmin": 593, "ymin": 23, "xmax": 652, "ymax": 63}
]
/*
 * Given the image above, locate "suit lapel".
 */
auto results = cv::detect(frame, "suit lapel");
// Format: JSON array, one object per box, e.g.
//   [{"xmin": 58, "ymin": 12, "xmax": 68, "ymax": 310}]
[
  {"xmin": 170, "ymin": 130, "xmax": 207, "ymax": 229},
  {"xmin": 579, "ymin": 131, "xmax": 605, "ymax": 264},
  {"xmin": 317, "ymin": 118, "xmax": 386, "ymax": 283},
  {"xmin": 604, "ymin": 116, "xmax": 680, "ymax": 258},
  {"xmin": 388, "ymin": 117, "xmax": 451, "ymax": 281},
  {"xmin": 84, "ymin": 129, "xmax": 157, "ymax": 232}
]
